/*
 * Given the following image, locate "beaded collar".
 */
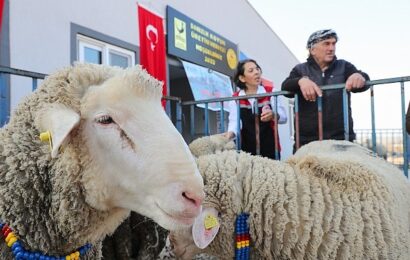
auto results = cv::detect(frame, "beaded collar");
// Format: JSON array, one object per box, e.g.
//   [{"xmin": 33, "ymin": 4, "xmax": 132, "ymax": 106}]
[
  {"xmin": 0, "ymin": 220, "xmax": 91, "ymax": 260},
  {"xmin": 235, "ymin": 213, "xmax": 250, "ymax": 260}
]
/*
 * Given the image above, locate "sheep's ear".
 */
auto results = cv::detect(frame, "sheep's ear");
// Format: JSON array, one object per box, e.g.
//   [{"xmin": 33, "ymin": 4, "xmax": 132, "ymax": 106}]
[
  {"xmin": 38, "ymin": 104, "xmax": 80, "ymax": 158},
  {"xmin": 192, "ymin": 207, "xmax": 220, "ymax": 249}
]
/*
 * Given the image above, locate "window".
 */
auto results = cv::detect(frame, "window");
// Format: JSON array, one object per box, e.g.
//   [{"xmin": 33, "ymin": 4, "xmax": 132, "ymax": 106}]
[
  {"xmin": 77, "ymin": 35, "xmax": 135, "ymax": 68},
  {"xmin": 80, "ymin": 44, "xmax": 102, "ymax": 65},
  {"xmin": 110, "ymin": 52, "xmax": 128, "ymax": 68}
]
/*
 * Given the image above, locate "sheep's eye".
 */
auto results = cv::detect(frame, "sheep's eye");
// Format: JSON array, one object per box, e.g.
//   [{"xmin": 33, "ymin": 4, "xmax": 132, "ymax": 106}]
[{"xmin": 96, "ymin": 115, "xmax": 114, "ymax": 125}]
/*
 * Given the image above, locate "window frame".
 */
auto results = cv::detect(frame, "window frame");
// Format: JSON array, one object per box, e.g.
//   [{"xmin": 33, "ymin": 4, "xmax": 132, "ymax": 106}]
[
  {"xmin": 77, "ymin": 34, "xmax": 135, "ymax": 67},
  {"xmin": 70, "ymin": 23, "xmax": 139, "ymax": 66}
]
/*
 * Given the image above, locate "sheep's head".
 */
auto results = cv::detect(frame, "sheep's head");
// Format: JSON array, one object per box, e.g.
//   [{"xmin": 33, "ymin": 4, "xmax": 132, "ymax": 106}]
[
  {"xmin": 34, "ymin": 64, "xmax": 204, "ymax": 231},
  {"xmin": 189, "ymin": 134, "xmax": 236, "ymax": 158},
  {"xmin": 165, "ymin": 150, "xmax": 287, "ymax": 259},
  {"xmin": 165, "ymin": 150, "xmax": 247, "ymax": 259}
]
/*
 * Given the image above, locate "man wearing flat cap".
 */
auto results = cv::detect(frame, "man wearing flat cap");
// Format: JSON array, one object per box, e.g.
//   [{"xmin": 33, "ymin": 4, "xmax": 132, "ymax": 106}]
[{"xmin": 282, "ymin": 29, "xmax": 370, "ymax": 152}]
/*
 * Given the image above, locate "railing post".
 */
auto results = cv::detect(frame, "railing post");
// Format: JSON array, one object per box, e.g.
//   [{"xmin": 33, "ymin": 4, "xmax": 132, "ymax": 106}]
[
  {"xmin": 220, "ymin": 102, "xmax": 225, "ymax": 133},
  {"xmin": 0, "ymin": 73, "xmax": 9, "ymax": 127},
  {"xmin": 370, "ymin": 85, "xmax": 377, "ymax": 153},
  {"xmin": 400, "ymin": 81, "xmax": 408, "ymax": 177},
  {"xmin": 317, "ymin": 96, "xmax": 323, "ymax": 140},
  {"xmin": 190, "ymin": 105, "xmax": 195, "ymax": 140},
  {"xmin": 273, "ymin": 95, "xmax": 279, "ymax": 160},
  {"xmin": 236, "ymin": 100, "xmax": 241, "ymax": 151},
  {"xmin": 294, "ymin": 94, "xmax": 300, "ymax": 151},
  {"xmin": 32, "ymin": 78, "xmax": 38, "ymax": 91},
  {"xmin": 175, "ymin": 100, "xmax": 182, "ymax": 133},
  {"xmin": 342, "ymin": 89, "xmax": 349, "ymax": 140},
  {"xmin": 254, "ymin": 100, "xmax": 260, "ymax": 156},
  {"xmin": 204, "ymin": 103, "xmax": 209, "ymax": 136}
]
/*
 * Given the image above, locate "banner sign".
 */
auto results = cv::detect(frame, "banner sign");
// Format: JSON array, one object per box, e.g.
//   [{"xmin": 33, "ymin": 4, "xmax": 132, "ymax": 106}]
[
  {"xmin": 182, "ymin": 60, "xmax": 233, "ymax": 111},
  {"xmin": 138, "ymin": 5, "xmax": 167, "ymax": 107},
  {"xmin": 167, "ymin": 6, "xmax": 238, "ymax": 77}
]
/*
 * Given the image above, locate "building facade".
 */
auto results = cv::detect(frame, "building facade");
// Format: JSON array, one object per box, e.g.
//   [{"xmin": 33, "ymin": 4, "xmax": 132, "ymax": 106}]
[{"xmin": 0, "ymin": 0, "xmax": 299, "ymax": 159}]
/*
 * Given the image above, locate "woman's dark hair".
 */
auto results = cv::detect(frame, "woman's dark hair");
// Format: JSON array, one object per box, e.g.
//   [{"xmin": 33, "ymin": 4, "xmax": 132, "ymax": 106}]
[{"xmin": 233, "ymin": 59, "xmax": 262, "ymax": 90}]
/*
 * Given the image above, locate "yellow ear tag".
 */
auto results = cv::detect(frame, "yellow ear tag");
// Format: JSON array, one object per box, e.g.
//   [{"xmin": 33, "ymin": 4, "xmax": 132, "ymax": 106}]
[
  {"xmin": 204, "ymin": 214, "xmax": 219, "ymax": 230},
  {"xmin": 39, "ymin": 130, "xmax": 53, "ymax": 152}
]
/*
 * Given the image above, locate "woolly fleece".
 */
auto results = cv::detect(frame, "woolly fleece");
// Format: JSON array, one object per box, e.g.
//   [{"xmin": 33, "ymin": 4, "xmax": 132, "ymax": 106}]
[
  {"xmin": 176, "ymin": 138, "xmax": 410, "ymax": 259},
  {"xmin": 188, "ymin": 134, "xmax": 235, "ymax": 158},
  {"xmin": 0, "ymin": 63, "xmax": 172, "ymax": 259}
]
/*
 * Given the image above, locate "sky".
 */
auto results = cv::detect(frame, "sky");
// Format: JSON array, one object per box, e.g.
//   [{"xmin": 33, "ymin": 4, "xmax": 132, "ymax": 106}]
[{"xmin": 248, "ymin": 0, "xmax": 410, "ymax": 129}]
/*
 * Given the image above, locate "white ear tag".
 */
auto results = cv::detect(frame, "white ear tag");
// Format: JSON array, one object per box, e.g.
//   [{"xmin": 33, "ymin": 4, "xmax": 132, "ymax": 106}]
[{"xmin": 192, "ymin": 207, "xmax": 220, "ymax": 249}]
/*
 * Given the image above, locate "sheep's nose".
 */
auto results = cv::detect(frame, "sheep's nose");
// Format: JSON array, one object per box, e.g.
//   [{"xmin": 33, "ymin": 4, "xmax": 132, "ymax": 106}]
[{"xmin": 182, "ymin": 191, "xmax": 203, "ymax": 208}]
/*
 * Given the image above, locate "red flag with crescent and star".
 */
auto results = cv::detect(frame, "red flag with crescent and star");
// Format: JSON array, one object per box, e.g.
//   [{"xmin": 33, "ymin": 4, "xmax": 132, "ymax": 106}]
[
  {"xmin": 0, "ymin": 0, "xmax": 4, "ymax": 32},
  {"xmin": 138, "ymin": 5, "xmax": 167, "ymax": 108}
]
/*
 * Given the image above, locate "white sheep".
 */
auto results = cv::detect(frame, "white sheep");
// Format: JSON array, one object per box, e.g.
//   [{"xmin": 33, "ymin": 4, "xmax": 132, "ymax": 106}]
[
  {"xmin": 165, "ymin": 136, "xmax": 410, "ymax": 260},
  {"xmin": 99, "ymin": 134, "xmax": 236, "ymax": 259},
  {"xmin": 187, "ymin": 134, "xmax": 236, "ymax": 158},
  {"xmin": 0, "ymin": 63, "xmax": 204, "ymax": 259}
]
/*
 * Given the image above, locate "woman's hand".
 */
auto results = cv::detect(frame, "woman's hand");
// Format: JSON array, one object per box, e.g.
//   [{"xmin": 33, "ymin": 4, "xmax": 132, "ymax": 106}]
[{"xmin": 261, "ymin": 105, "xmax": 273, "ymax": 122}]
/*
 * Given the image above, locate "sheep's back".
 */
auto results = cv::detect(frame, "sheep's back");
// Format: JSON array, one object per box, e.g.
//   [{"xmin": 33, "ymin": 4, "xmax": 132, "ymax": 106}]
[
  {"xmin": 286, "ymin": 141, "xmax": 410, "ymax": 259},
  {"xmin": 196, "ymin": 144, "xmax": 410, "ymax": 259}
]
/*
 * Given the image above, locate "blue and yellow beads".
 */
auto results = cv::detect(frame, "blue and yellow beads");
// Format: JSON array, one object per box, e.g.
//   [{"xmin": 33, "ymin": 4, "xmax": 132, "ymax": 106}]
[
  {"xmin": 235, "ymin": 213, "xmax": 250, "ymax": 260},
  {"xmin": 0, "ymin": 221, "xmax": 91, "ymax": 260}
]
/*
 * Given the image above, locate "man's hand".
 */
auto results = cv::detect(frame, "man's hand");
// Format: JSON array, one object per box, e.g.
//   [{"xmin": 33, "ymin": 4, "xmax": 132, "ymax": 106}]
[
  {"xmin": 345, "ymin": 73, "xmax": 366, "ymax": 91},
  {"xmin": 298, "ymin": 76, "xmax": 322, "ymax": 102}
]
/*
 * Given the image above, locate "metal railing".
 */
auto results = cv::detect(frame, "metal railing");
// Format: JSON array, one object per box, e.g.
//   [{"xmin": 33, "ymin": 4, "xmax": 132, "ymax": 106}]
[
  {"xmin": 179, "ymin": 76, "xmax": 410, "ymax": 176},
  {"xmin": 162, "ymin": 95, "xmax": 182, "ymax": 132},
  {"xmin": 1, "ymin": 66, "xmax": 410, "ymax": 176},
  {"xmin": 355, "ymin": 128, "xmax": 407, "ymax": 166},
  {"xmin": 0, "ymin": 66, "xmax": 182, "ymax": 128},
  {"xmin": 182, "ymin": 92, "xmax": 284, "ymax": 159},
  {"xmin": 0, "ymin": 66, "xmax": 47, "ymax": 126}
]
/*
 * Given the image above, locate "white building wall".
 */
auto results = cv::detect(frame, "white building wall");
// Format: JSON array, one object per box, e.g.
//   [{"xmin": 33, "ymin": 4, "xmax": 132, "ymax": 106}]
[
  {"xmin": 9, "ymin": 0, "xmax": 299, "ymax": 158},
  {"xmin": 10, "ymin": 0, "xmax": 139, "ymax": 72}
]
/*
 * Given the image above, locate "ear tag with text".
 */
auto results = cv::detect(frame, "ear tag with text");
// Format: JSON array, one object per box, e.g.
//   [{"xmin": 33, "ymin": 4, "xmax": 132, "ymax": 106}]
[
  {"xmin": 192, "ymin": 207, "xmax": 220, "ymax": 249},
  {"xmin": 204, "ymin": 214, "xmax": 219, "ymax": 230}
]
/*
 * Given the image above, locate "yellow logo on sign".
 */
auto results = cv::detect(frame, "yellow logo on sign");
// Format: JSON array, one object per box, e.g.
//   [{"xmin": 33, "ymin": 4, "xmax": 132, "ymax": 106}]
[
  {"xmin": 226, "ymin": 48, "xmax": 238, "ymax": 70},
  {"xmin": 174, "ymin": 17, "xmax": 187, "ymax": 51}
]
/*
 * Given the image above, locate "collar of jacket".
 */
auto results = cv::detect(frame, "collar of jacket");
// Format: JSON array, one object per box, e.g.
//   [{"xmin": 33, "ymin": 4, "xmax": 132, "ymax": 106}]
[{"xmin": 307, "ymin": 55, "xmax": 338, "ymax": 72}]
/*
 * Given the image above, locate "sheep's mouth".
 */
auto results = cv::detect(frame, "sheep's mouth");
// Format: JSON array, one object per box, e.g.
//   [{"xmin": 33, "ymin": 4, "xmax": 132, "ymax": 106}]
[{"xmin": 156, "ymin": 203, "xmax": 196, "ymax": 226}]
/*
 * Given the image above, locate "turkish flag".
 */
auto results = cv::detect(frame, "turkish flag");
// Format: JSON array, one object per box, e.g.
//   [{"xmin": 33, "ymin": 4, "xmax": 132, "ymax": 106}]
[
  {"xmin": 138, "ymin": 5, "xmax": 167, "ymax": 108},
  {"xmin": 0, "ymin": 0, "xmax": 4, "ymax": 31}
]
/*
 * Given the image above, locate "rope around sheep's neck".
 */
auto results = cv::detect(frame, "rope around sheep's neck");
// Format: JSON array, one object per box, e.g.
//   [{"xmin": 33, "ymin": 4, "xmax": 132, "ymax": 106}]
[
  {"xmin": 0, "ymin": 221, "xmax": 91, "ymax": 260},
  {"xmin": 235, "ymin": 213, "xmax": 250, "ymax": 260}
]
